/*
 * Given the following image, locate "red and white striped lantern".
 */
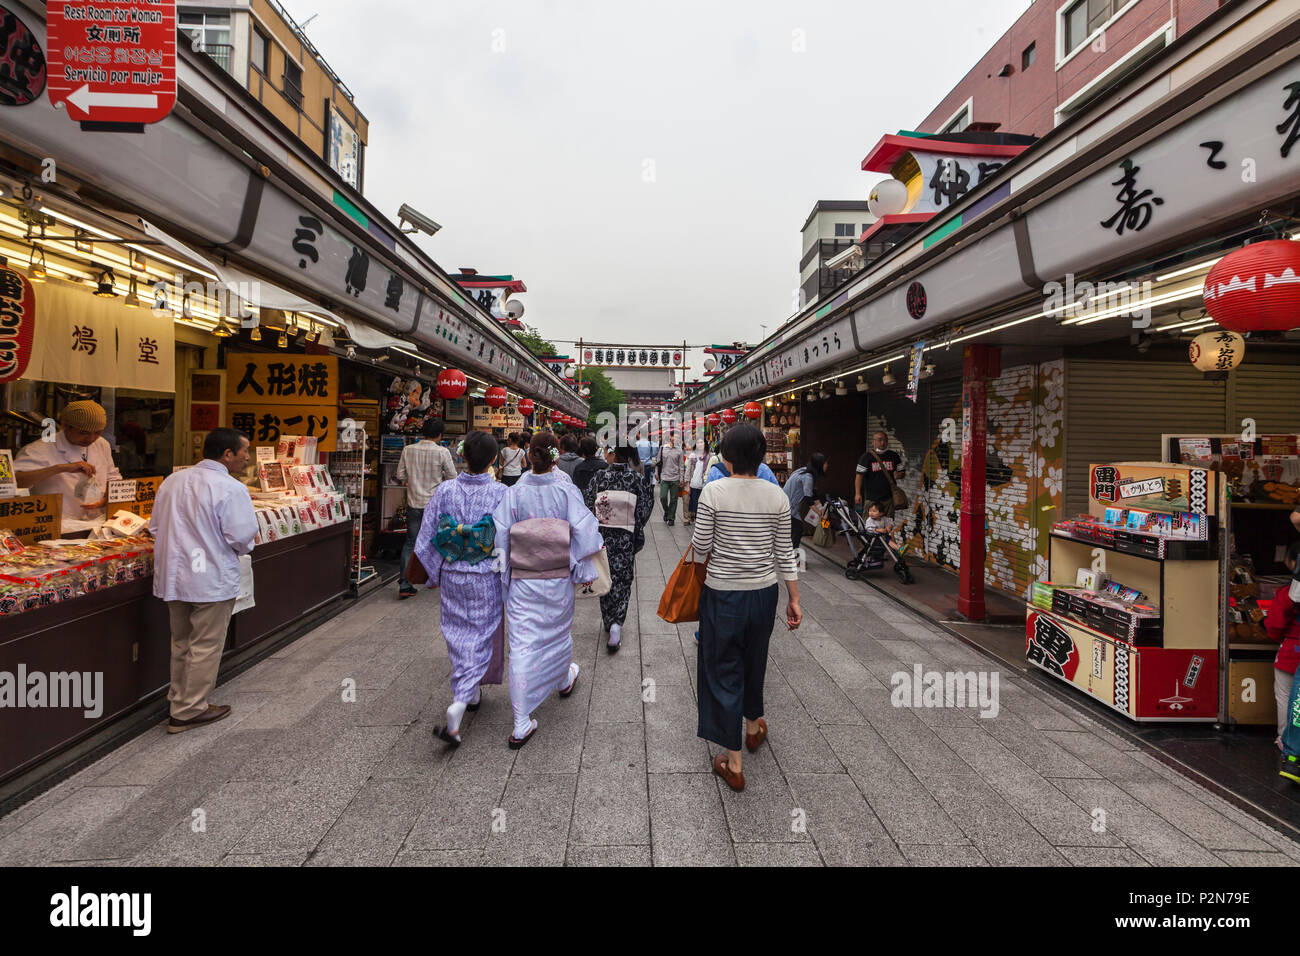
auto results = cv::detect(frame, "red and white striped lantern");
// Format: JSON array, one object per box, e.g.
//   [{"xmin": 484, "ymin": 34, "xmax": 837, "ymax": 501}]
[
  {"xmin": 484, "ymin": 386, "xmax": 508, "ymax": 408},
  {"xmin": 1203, "ymin": 240, "xmax": 1300, "ymax": 333}
]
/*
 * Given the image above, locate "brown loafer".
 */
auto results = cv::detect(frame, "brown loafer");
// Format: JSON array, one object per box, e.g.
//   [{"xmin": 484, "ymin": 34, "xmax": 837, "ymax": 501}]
[
  {"xmin": 167, "ymin": 704, "xmax": 231, "ymax": 734},
  {"xmin": 712, "ymin": 753, "xmax": 744, "ymax": 792},
  {"xmin": 745, "ymin": 718, "xmax": 768, "ymax": 753}
]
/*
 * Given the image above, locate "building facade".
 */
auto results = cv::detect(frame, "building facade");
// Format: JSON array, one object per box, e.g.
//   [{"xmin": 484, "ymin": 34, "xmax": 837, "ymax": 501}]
[{"xmin": 798, "ymin": 200, "xmax": 874, "ymax": 310}]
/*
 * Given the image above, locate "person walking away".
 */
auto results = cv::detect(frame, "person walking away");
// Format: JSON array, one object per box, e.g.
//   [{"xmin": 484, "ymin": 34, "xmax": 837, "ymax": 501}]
[
  {"xmin": 705, "ymin": 442, "xmax": 782, "ymax": 487},
  {"xmin": 855, "ymin": 429, "xmax": 904, "ymax": 517},
  {"xmin": 414, "ymin": 432, "xmax": 509, "ymax": 746},
  {"xmin": 518, "ymin": 429, "xmax": 534, "ymax": 474},
  {"xmin": 395, "ymin": 418, "xmax": 458, "ymax": 599},
  {"xmin": 149, "ymin": 428, "xmax": 258, "ymax": 733},
  {"xmin": 498, "ymin": 432, "xmax": 526, "ymax": 486},
  {"xmin": 636, "ymin": 430, "xmax": 659, "ymax": 486},
  {"xmin": 14, "ymin": 400, "xmax": 122, "ymax": 522},
  {"xmin": 783, "ymin": 453, "xmax": 828, "ymax": 551},
  {"xmin": 691, "ymin": 425, "xmax": 801, "ymax": 791},
  {"xmin": 684, "ymin": 440, "xmax": 708, "ymax": 525},
  {"xmin": 584, "ymin": 446, "xmax": 653, "ymax": 652},
  {"xmin": 493, "ymin": 432, "xmax": 604, "ymax": 748},
  {"xmin": 658, "ymin": 435, "xmax": 685, "ymax": 525},
  {"xmin": 556, "ymin": 432, "xmax": 582, "ymax": 479},
  {"xmin": 573, "ymin": 436, "xmax": 607, "ymax": 493}
]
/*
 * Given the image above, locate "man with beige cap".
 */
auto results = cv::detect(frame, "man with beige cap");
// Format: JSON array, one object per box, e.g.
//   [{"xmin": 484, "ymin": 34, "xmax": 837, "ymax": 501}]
[{"xmin": 14, "ymin": 399, "xmax": 121, "ymax": 519}]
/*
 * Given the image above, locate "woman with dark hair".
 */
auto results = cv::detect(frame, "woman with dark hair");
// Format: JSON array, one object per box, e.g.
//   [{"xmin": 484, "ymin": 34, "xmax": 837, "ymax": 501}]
[
  {"xmin": 498, "ymin": 432, "xmax": 526, "ymax": 486},
  {"xmin": 493, "ymin": 431, "xmax": 604, "ymax": 748},
  {"xmin": 584, "ymin": 445, "xmax": 653, "ymax": 652},
  {"xmin": 573, "ymin": 436, "xmax": 607, "ymax": 493},
  {"xmin": 691, "ymin": 424, "xmax": 801, "ymax": 792},
  {"xmin": 783, "ymin": 452, "xmax": 828, "ymax": 551},
  {"xmin": 415, "ymin": 431, "xmax": 508, "ymax": 747}
]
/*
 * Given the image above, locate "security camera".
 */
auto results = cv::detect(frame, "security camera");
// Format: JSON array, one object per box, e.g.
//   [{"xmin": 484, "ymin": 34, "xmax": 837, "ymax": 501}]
[{"xmin": 398, "ymin": 203, "xmax": 442, "ymax": 236}]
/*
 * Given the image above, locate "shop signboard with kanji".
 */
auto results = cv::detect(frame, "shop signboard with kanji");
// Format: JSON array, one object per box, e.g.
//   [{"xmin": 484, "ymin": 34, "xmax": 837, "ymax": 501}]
[
  {"xmin": 106, "ymin": 475, "xmax": 162, "ymax": 517},
  {"xmin": 0, "ymin": 494, "xmax": 61, "ymax": 545},
  {"xmin": 45, "ymin": 0, "xmax": 177, "ymax": 127},
  {"xmin": 226, "ymin": 354, "xmax": 337, "ymax": 452}
]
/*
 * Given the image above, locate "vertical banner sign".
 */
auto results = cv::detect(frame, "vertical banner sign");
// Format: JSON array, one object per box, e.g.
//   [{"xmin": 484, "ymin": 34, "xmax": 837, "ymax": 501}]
[
  {"xmin": 0, "ymin": 266, "xmax": 35, "ymax": 384},
  {"xmin": 45, "ymin": 0, "xmax": 177, "ymax": 127},
  {"xmin": 906, "ymin": 340, "xmax": 926, "ymax": 404}
]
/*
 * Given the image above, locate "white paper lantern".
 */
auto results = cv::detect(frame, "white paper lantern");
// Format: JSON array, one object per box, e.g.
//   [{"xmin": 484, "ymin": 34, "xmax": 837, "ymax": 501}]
[
  {"xmin": 1188, "ymin": 330, "xmax": 1245, "ymax": 373},
  {"xmin": 867, "ymin": 178, "xmax": 910, "ymax": 218}
]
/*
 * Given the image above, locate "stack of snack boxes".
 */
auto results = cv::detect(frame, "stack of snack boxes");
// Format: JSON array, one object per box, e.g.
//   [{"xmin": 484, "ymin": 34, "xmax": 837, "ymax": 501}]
[{"xmin": 253, "ymin": 436, "xmax": 349, "ymax": 546}]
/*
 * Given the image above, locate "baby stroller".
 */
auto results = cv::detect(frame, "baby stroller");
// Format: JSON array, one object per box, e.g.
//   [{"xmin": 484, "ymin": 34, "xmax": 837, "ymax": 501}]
[{"xmin": 825, "ymin": 497, "xmax": 914, "ymax": 585}]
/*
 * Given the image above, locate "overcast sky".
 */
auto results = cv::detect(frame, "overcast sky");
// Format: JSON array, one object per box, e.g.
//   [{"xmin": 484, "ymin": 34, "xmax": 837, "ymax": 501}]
[{"xmin": 294, "ymin": 0, "xmax": 1031, "ymax": 370}]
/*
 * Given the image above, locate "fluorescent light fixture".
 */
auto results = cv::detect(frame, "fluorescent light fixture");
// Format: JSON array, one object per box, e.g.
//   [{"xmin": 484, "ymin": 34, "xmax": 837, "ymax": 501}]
[{"xmin": 1155, "ymin": 258, "xmax": 1219, "ymax": 282}]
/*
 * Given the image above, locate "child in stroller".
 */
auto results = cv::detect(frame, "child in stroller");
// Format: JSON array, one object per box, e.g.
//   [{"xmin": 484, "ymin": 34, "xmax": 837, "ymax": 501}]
[{"xmin": 826, "ymin": 498, "xmax": 914, "ymax": 585}]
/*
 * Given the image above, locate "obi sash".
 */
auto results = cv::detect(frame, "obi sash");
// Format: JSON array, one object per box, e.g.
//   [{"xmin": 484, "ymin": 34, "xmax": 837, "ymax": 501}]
[
  {"xmin": 509, "ymin": 517, "xmax": 571, "ymax": 579},
  {"xmin": 592, "ymin": 488, "xmax": 638, "ymax": 532},
  {"xmin": 434, "ymin": 513, "xmax": 496, "ymax": 565}
]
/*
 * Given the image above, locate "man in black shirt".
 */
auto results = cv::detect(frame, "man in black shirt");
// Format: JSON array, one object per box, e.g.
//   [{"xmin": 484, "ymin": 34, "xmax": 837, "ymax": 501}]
[{"xmin": 855, "ymin": 430, "xmax": 904, "ymax": 517}]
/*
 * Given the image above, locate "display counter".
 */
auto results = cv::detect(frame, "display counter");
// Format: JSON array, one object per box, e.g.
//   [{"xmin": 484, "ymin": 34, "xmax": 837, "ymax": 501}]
[{"xmin": 0, "ymin": 522, "xmax": 350, "ymax": 789}]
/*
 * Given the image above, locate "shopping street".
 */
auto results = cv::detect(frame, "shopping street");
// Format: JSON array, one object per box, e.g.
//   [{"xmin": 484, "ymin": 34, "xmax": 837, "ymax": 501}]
[{"xmin": 2, "ymin": 518, "xmax": 1297, "ymax": 868}]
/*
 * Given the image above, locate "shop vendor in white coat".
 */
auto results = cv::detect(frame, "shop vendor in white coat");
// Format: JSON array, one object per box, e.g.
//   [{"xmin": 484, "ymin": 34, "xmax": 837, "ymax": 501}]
[
  {"xmin": 149, "ymin": 428, "xmax": 258, "ymax": 734},
  {"xmin": 13, "ymin": 400, "xmax": 121, "ymax": 520}
]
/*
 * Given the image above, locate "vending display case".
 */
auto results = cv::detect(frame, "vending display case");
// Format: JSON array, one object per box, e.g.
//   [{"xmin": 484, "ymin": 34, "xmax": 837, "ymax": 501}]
[{"xmin": 1025, "ymin": 462, "xmax": 1223, "ymax": 722}]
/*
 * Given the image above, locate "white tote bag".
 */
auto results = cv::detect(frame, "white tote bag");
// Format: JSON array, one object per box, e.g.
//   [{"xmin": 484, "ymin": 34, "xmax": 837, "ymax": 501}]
[
  {"xmin": 576, "ymin": 546, "xmax": 612, "ymax": 598},
  {"xmin": 233, "ymin": 554, "xmax": 256, "ymax": 614}
]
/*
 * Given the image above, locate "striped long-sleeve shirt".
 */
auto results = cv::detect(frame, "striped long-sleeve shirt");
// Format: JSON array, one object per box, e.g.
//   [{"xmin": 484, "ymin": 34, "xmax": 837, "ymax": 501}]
[{"xmin": 691, "ymin": 476, "xmax": 798, "ymax": 591}]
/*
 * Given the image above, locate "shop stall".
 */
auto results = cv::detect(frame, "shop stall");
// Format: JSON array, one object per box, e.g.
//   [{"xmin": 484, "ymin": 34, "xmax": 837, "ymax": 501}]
[{"xmin": 1026, "ymin": 461, "xmax": 1223, "ymax": 722}]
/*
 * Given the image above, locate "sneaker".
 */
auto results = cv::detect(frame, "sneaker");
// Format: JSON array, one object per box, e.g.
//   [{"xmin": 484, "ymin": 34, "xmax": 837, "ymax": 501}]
[
  {"xmin": 1282, "ymin": 754, "xmax": 1300, "ymax": 784},
  {"xmin": 399, "ymin": 585, "xmax": 416, "ymax": 599}
]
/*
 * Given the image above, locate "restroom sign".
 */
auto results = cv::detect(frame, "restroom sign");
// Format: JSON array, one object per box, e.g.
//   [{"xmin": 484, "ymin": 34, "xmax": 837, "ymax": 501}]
[{"xmin": 46, "ymin": 0, "xmax": 177, "ymax": 127}]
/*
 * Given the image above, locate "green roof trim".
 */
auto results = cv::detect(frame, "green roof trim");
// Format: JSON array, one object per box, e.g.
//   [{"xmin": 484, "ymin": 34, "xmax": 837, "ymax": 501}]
[
  {"xmin": 923, "ymin": 215, "xmax": 962, "ymax": 249},
  {"xmin": 332, "ymin": 190, "xmax": 369, "ymax": 228}
]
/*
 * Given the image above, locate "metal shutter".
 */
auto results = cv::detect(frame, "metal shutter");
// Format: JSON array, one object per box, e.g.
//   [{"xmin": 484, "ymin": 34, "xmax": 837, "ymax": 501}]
[
  {"xmin": 1227, "ymin": 365, "xmax": 1300, "ymax": 434},
  {"xmin": 1064, "ymin": 360, "xmax": 1228, "ymax": 516}
]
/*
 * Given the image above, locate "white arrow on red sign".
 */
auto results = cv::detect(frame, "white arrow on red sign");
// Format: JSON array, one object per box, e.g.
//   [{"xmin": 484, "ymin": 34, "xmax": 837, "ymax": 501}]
[{"xmin": 65, "ymin": 84, "xmax": 159, "ymax": 113}]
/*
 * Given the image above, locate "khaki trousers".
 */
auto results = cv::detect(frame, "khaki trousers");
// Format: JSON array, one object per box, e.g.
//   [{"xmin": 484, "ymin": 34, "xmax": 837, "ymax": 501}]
[{"xmin": 167, "ymin": 598, "xmax": 235, "ymax": 721}]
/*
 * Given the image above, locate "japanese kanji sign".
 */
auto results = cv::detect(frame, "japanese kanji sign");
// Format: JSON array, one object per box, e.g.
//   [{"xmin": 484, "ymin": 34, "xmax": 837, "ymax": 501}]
[
  {"xmin": 229, "ymin": 405, "xmax": 336, "ymax": 452},
  {"xmin": 225, "ymin": 353, "xmax": 337, "ymax": 407},
  {"xmin": 29, "ymin": 282, "xmax": 173, "ymax": 390},
  {"xmin": 45, "ymin": 0, "xmax": 176, "ymax": 126},
  {"xmin": 0, "ymin": 265, "xmax": 35, "ymax": 385},
  {"xmin": 106, "ymin": 475, "xmax": 162, "ymax": 517},
  {"xmin": 0, "ymin": 493, "xmax": 61, "ymax": 545}
]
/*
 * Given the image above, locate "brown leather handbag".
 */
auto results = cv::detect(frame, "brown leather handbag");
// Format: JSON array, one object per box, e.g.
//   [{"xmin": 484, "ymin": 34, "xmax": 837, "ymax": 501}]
[
  {"xmin": 405, "ymin": 552, "xmax": 431, "ymax": 586},
  {"xmin": 658, "ymin": 544, "xmax": 708, "ymax": 623}
]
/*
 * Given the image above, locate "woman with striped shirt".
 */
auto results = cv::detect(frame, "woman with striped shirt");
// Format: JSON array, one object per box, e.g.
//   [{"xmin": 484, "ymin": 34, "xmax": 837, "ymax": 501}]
[{"xmin": 690, "ymin": 424, "xmax": 801, "ymax": 792}]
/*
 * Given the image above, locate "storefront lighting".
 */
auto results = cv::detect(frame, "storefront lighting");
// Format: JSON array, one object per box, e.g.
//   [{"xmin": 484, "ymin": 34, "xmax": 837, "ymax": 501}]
[
  {"xmin": 124, "ymin": 274, "xmax": 140, "ymax": 308},
  {"xmin": 182, "ymin": 293, "xmax": 193, "ymax": 319},
  {"xmin": 93, "ymin": 266, "xmax": 117, "ymax": 297},
  {"xmin": 806, "ymin": 390, "xmax": 817, "ymax": 403},
  {"xmin": 856, "ymin": 375, "xmax": 868, "ymax": 392},
  {"xmin": 346, "ymin": 345, "xmax": 357, "ymax": 359},
  {"xmin": 1068, "ymin": 284, "xmax": 1203, "ymax": 327},
  {"xmin": 835, "ymin": 381, "xmax": 848, "ymax": 396},
  {"xmin": 1155, "ymin": 257, "xmax": 1220, "ymax": 282},
  {"xmin": 250, "ymin": 325, "xmax": 262, "ymax": 342},
  {"xmin": 278, "ymin": 330, "xmax": 289, "ymax": 348},
  {"xmin": 212, "ymin": 317, "xmax": 235, "ymax": 338},
  {"xmin": 881, "ymin": 365, "xmax": 896, "ymax": 386},
  {"xmin": 73, "ymin": 229, "xmax": 93, "ymax": 254},
  {"xmin": 26, "ymin": 244, "xmax": 45, "ymax": 282}
]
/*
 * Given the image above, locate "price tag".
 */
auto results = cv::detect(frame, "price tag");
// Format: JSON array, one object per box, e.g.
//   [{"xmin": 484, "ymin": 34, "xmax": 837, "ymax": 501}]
[
  {"xmin": 256, "ymin": 446, "xmax": 275, "ymax": 463},
  {"xmin": 107, "ymin": 479, "xmax": 139, "ymax": 504}
]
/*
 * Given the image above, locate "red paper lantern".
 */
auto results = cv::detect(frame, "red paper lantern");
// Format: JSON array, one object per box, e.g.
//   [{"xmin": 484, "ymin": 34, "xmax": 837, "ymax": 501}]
[
  {"xmin": 484, "ymin": 386, "xmax": 508, "ymax": 408},
  {"xmin": 1203, "ymin": 240, "xmax": 1300, "ymax": 333},
  {"xmin": 720, "ymin": 408, "xmax": 737, "ymax": 424},
  {"xmin": 743, "ymin": 401, "xmax": 762, "ymax": 420},
  {"xmin": 517, "ymin": 398, "xmax": 535, "ymax": 416},
  {"xmin": 706, "ymin": 413, "xmax": 721, "ymax": 426},
  {"xmin": 435, "ymin": 368, "xmax": 467, "ymax": 400},
  {"xmin": 551, "ymin": 410, "xmax": 564, "ymax": 423},
  {"xmin": 0, "ymin": 266, "xmax": 35, "ymax": 385}
]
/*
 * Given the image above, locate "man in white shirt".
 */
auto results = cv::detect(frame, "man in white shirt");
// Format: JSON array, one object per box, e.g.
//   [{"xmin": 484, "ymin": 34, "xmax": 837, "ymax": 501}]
[
  {"xmin": 395, "ymin": 417, "xmax": 458, "ymax": 597},
  {"xmin": 149, "ymin": 428, "xmax": 258, "ymax": 733},
  {"xmin": 14, "ymin": 400, "xmax": 122, "ymax": 521}
]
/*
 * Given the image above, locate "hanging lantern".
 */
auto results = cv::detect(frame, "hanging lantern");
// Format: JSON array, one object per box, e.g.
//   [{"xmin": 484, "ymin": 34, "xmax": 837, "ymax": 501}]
[
  {"xmin": 0, "ymin": 265, "xmax": 36, "ymax": 385},
  {"xmin": 484, "ymin": 386, "xmax": 508, "ymax": 408},
  {"xmin": 1203, "ymin": 240, "xmax": 1300, "ymax": 333},
  {"xmin": 706, "ymin": 413, "xmax": 721, "ymax": 426},
  {"xmin": 1188, "ymin": 330, "xmax": 1245, "ymax": 373},
  {"xmin": 518, "ymin": 398, "xmax": 535, "ymax": 416},
  {"xmin": 436, "ymin": 368, "xmax": 468, "ymax": 399},
  {"xmin": 720, "ymin": 408, "xmax": 737, "ymax": 424},
  {"xmin": 551, "ymin": 410, "xmax": 564, "ymax": 423},
  {"xmin": 743, "ymin": 401, "xmax": 762, "ymax": 420}
]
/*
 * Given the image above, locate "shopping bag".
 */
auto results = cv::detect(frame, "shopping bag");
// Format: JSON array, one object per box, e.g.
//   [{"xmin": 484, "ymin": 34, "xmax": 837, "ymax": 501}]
[
  {"xmin": 233, "ymin": 554, "xmax": 255, "ymax": 614},
  {"xmin": 405, "ymin": 550, "xmax": 432, "ymax": 587},
  {"xmin": 576, "ymin": 546, "xmax": 612, "ymax": 598},
  {"xmin": 658, "ymin": 544, "xmax": 707, "ymax": 623}
]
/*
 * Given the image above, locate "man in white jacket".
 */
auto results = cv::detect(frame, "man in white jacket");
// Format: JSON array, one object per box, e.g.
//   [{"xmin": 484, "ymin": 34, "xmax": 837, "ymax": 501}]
[{"xmin": 149, "ymin": 428, "xmax": 258, "ymax": 733}]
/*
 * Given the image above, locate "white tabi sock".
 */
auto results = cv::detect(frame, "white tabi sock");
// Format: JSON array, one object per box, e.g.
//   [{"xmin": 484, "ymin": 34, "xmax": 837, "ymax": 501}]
[
  {"xmin": 446, "ymin": 700, "xmax": 468, "ymax": 734},
  {"xmin": 608, "ymin": 623, "xmax": 622, "ymax": 646},
  {"xmin": 469, "ymin": 686, "xmax": 482, "ymax": 707}
]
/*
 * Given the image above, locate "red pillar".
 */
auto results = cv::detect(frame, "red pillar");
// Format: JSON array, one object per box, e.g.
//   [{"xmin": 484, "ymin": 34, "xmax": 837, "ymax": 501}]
[{"xmin": 958, "ymin": 344, "xmax": 1000, "ymax": 622}]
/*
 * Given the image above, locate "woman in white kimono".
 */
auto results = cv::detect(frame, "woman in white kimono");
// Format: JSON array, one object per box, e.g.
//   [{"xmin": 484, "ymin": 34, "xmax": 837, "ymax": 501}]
[{"xmin": 493, "ymin": 431, "xmax": 605, "ymax": 748}]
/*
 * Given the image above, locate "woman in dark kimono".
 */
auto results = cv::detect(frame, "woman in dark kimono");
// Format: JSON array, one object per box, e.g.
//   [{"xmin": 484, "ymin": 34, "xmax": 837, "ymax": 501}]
[{"xmin": 584, "ymin": 446, "xmax": 653, "ymax": 653}]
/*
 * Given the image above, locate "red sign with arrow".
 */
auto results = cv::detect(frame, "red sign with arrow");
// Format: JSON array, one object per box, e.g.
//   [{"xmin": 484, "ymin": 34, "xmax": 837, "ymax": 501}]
[{"xmin": 45, "ymin": 0, "xmax": 177, "ymax": 127}]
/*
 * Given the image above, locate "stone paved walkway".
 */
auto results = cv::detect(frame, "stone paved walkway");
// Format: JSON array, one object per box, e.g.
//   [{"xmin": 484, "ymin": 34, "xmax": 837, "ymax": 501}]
[{"xmin": 2, "ymin": 517, "xmax": 1299, "ymax": 867}]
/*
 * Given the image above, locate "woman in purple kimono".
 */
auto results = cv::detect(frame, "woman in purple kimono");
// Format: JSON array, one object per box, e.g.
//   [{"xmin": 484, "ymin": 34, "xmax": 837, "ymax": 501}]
[
  {"xmin": 414, "ymin": 431, "xmax": 508, "ymax": 747},
  {"xmin": 493, "ymin": 432, "xmax": 605, "ymax": 749}
]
